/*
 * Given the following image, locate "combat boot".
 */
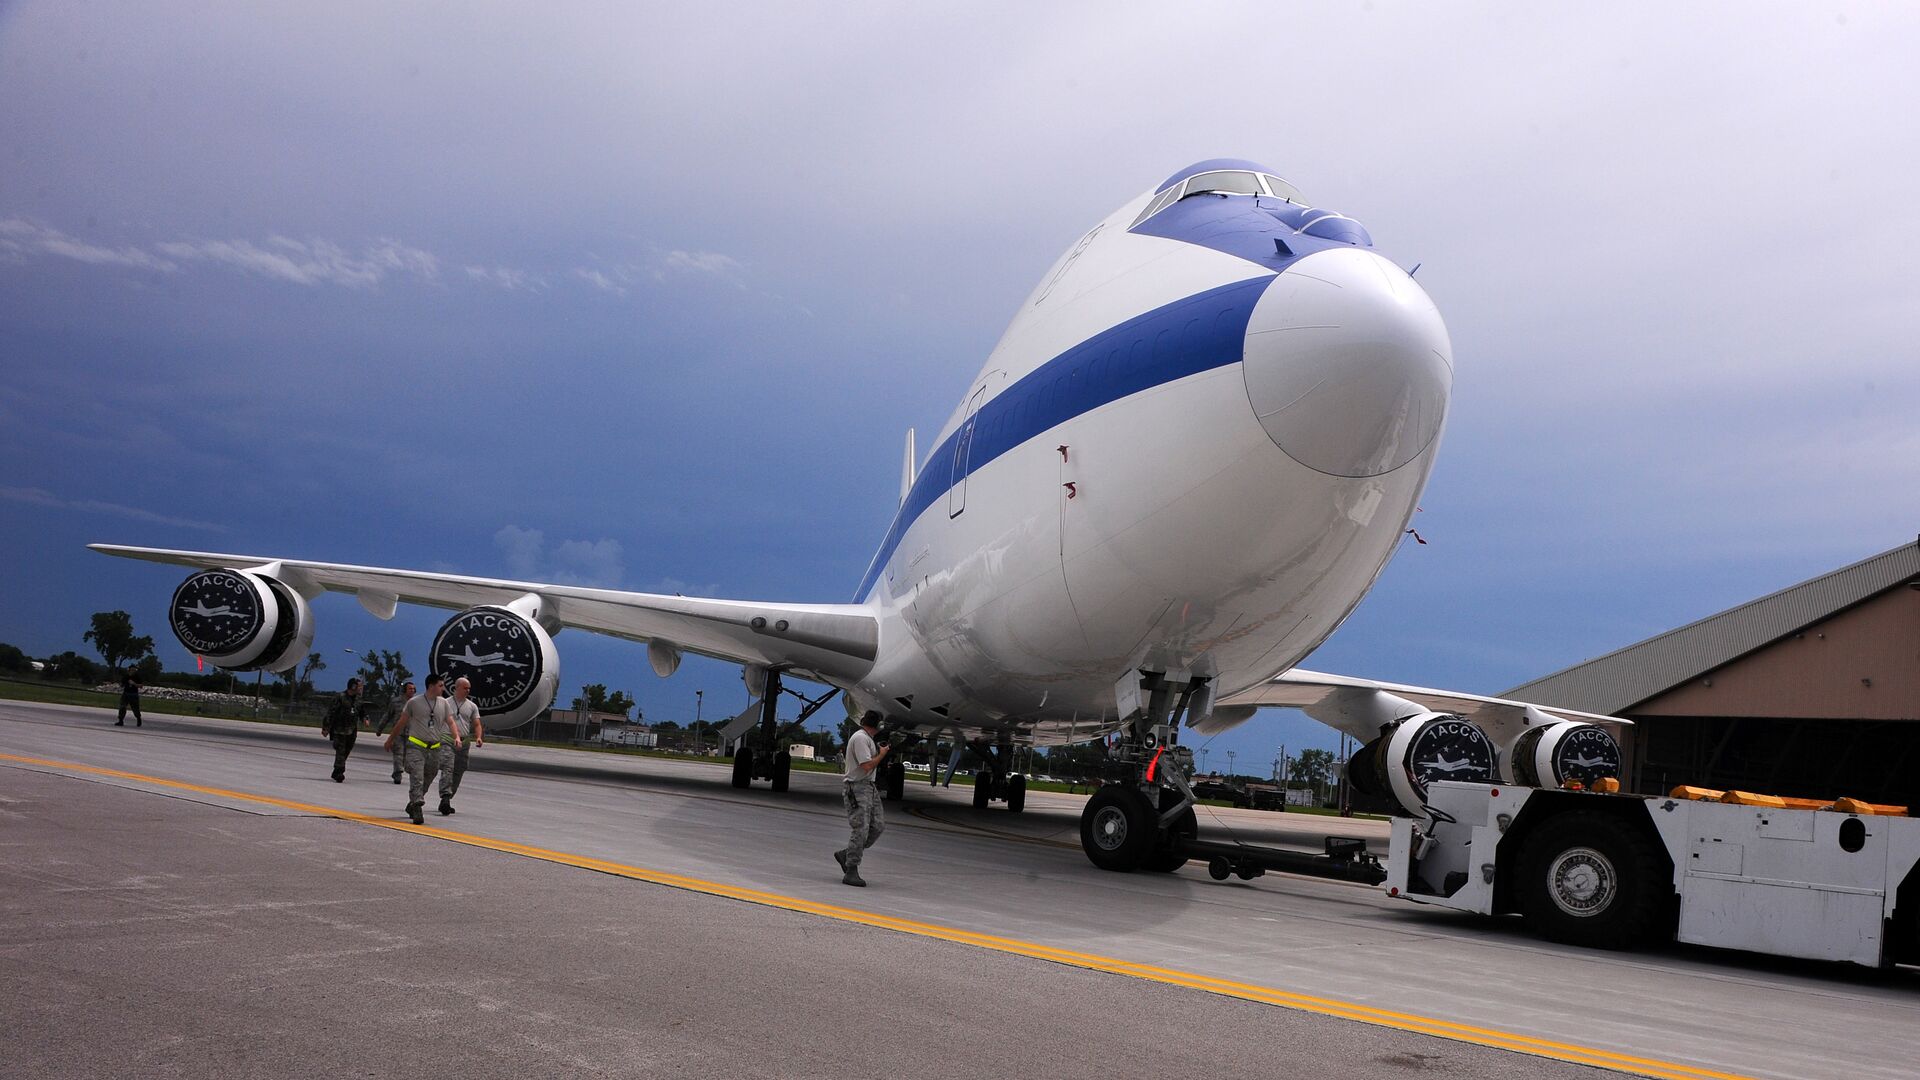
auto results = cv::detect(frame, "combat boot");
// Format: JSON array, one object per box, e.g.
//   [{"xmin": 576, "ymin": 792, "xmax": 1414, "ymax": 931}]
[
  {"xmin": 407, "ymin": 801, "xmax": 424, "ymax": 825},
  {"xmin": 439, "ymin": 797, "xmax": 454, "ymax": 816}
]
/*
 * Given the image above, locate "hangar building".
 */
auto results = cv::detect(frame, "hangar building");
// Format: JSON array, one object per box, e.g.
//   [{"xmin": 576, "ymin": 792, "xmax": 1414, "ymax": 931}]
[{"xmin": 1506, "ymin": 539, "xmax": 1920, "ymax": 807}]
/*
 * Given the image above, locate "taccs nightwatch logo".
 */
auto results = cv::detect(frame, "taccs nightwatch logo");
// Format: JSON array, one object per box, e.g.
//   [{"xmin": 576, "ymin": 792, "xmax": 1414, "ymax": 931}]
[
  {"xmin": 1405, "ymin": 717, "xmax": 1496, "ymax": 797},
  {"xmin": 430, "ymin": 607, "xmax": 544, "ymax": 715},
  {"xmin": 1554, "ymin": 725, "xmax": 1622, "ymax": 784},
  {"xmin": 169, "ymin": 570, "xmax": 264, "ymax": 657}
]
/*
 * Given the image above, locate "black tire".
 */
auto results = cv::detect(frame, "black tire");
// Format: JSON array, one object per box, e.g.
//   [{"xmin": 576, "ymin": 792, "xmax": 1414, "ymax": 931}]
[
  {"xmin": 1517, "ymin": 811, "xmax": 1669, "ymax": 950},
  {"xmin": 730, "ymin": 745, "xmax": 753, "ymax": 789},
  {"xmin": 1005, "ymin": 773, "xmax": 1027, "ymax": 814},
  {"xmin": 971, "ymin": 774, "xmax": 992, "ymax": 808},
  {"xmin": 1207, "ymin": 857, "xmax": 1232, "ymax": 881},
  {"xmin": 1144, "ymin": 802, "xmax": 1196, "ymax": 872},
  {"xmin": 1080, "ymin": 784, "xmax": 1156, "ymax": 872},
  {"xmin": 771, "ymin": 750, "xmax": 791, "ymax": 792}
]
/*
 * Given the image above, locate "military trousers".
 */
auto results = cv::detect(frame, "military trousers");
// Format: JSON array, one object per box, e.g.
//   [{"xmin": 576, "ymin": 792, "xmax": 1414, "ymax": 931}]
[
  {"xmin": 841, "ymin": 781, "xmax": 884, "ymax": 871},
  {"xmin": 402, "ymin": 742, "xmax": 441, "ymax": 808},
  {"xmin": 440, "ymin": 743, "xmax": 469, "ymax": 799},
  {"xmin": 329, "ymin": 729, "xmax": 357, "ymax": 779}
]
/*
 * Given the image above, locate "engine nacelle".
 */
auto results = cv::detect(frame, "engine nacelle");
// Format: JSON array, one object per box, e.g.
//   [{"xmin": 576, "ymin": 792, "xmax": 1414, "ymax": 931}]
[
  {"xmin": 429, "ymin": 605, "xmax": 560, "ymax": 731},
  {"xmin": 1351, "ymin": 712, "xmax": 1498, "ymax": 817},
  {"xmin": 168, "ymin": 568, "xmax": 313, "ymax": 673},
  {"xmin": 1503, "ymin": 721, "xmax": 1622, "ymax": 789}
]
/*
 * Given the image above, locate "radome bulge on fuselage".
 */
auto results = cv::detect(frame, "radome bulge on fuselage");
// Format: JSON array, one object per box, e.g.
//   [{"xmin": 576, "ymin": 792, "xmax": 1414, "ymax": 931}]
[{"xmin": 848, "ymin": 159, "xmax": 1453, "ymax": 743}]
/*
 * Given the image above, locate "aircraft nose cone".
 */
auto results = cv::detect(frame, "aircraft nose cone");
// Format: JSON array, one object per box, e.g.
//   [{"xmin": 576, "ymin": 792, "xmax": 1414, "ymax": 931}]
[{"xmin": 1242, "ymin": 247, "xmax": 1452, "ymax": 478}]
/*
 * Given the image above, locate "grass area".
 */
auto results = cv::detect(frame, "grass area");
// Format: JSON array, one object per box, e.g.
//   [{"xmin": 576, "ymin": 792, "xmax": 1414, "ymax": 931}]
[{"xmin": 0, "ymin": 677, "xmax": 320, "ymax": 727}]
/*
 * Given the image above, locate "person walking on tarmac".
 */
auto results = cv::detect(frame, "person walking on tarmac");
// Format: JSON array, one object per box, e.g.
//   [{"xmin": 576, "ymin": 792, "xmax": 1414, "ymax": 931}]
[
  {"xmin": 438, "ymin": 676, "xmax": 483, "ymax": 815},
  {"xmin": 833, "ymin": 712, "xmax": 891, "ymax": 887},
  {"xmin": 376, "ymin": 680, "xmax": 415, "ymax": 785},
  {"xmin": 322, "ymin": 677, "xmax": 367, "ymax": 782},
  {"xmin": 114, "ymin": 670, "xmax": 143, "ymax": 727},
  {"xmin": 384, "ymin": 674, "xmax": 460, "ymax": 824}
]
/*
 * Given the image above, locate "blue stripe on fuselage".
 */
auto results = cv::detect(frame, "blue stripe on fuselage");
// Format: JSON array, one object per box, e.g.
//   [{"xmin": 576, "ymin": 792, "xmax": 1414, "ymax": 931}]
[{"xmin": 853, "ymin": 275, "xmax": 1272, "ymax": 602}]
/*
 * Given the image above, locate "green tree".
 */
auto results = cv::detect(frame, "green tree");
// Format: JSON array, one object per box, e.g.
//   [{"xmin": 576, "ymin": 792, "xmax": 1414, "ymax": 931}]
[
  {"xmin": 296, "ymin": 651, "xmax": 326, "ymax": 701},
  {"xmin": 571, "ymin": 684, "xmax": 635, "ymax": 717},
  {"xmin": 0, "ymin": 642, "xmax": 31, "ymax": 673},
  {"xmin": 355, "ymin": 648, "xmax": 414, "ymax": 713},
  {"xmin": 83, "ymin": 610, "xmax": 154, "ymax": 672},
  {"xmin": 44, "ymin": 651, "xmax": 103, "ymax": 683},
  {"xmin": 1290, "ymin": 748, "xmax": 1335, "ymax": 793},
  {"xmin": 131, "ymin": 655, "xmax": 163, "ymax": 683}
]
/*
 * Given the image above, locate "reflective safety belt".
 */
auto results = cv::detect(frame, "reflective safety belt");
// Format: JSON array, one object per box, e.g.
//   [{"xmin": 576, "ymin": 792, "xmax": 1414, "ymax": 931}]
[{"xmin": 407, "ymin": 735, "xmax": 441, "ymax": 749}]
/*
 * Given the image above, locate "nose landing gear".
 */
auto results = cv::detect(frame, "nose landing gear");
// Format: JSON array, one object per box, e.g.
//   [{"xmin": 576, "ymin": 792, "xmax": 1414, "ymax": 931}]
[{"xmin": 1077, "ymin": 671, "xmax": 1203, "ymax": 873}]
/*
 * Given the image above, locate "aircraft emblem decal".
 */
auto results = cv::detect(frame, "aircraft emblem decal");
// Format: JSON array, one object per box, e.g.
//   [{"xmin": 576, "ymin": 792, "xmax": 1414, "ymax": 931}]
[
  {"xmin": 168, "ymin": 569, "xmax": 265, "ymax": 657},
  {"xmin": 440, "ymin": 645, "xmax": 529, "ymax": 670},
  {"xmin": 430, "ymin": 606, "xmax": 545, "ymax": 715}
]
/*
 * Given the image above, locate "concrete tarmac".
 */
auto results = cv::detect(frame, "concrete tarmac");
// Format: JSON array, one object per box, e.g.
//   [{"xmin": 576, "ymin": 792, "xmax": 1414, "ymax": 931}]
[{"xmin": 4, "ymin": 701, "xmax": 1916, "ymax": 1079}]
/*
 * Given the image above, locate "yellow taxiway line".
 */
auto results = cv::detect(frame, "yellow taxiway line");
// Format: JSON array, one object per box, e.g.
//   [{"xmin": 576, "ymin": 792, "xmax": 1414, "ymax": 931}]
[{"xmin": 1, "ymin": 751, "xmax": 1754, "ymax": 1080}]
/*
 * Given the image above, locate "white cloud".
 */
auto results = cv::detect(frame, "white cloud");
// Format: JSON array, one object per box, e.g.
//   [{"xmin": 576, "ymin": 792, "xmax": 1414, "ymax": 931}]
[
  {"xmin": 0, "ymin": 485, "xmax": 224, "ymax": 532},
  {"xmin": 572, "ymin": 266, "xmax": 628, "ymax": 296},
  {"xmin": 0, "ymin": 218, "xmax": 178, "ymax": 271},
  {"xmin": 464, "ymin": 264, "xmax": 545, "ymax": 290},
  {"xmin": 660, "ymin": 249, "xmax": 741, "ymax": 277},
  {"xmin": 493, "ymin": 524, "xmax": 624, "ymax": 587},
  {"xmin": 155, "ymin": 234, "xmax": 440, "ymax": 288}
]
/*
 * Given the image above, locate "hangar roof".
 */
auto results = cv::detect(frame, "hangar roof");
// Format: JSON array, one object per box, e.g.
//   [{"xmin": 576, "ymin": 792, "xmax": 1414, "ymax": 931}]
[{"xmin": 1505, "ymin": 538, "xmax": 1920, "ymax": 715}]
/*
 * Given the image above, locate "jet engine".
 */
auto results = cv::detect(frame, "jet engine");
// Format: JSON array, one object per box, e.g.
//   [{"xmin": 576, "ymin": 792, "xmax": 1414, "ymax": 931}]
[
  {"xmin": 1349, "ymin": 712, "xmax": 1497, "ymax": 817},
  {"xmin": 167, "ymin": 568, "xmax": 313, "ymax": 673},
  {"xmin": 1503, "ymin": 721, "xmax": 1622, "ymax": 789},
  {"xmin": 428, "ymin": 604, "xmax": 560, "ymax": 731}
]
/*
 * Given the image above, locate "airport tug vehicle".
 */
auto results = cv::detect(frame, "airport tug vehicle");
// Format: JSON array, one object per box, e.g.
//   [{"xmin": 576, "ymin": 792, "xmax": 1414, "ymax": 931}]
[{"xmin": 1388, "ymin": 780, "xmax": 1920, "ymax": 968}]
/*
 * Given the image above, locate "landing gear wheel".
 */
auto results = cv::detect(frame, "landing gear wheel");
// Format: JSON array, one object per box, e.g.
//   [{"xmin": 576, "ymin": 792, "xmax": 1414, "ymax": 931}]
[
  {"xmin": 1005, "ymin": 773, "xmax": 1027, "ymax": 814},
  {"xmin": 971, "ymin": 774, "xmax": 992, "ymax": 809},
  {"xmin": 1207, "ymin": 857, "xmax": 1233, "ymax": 881},
  {"xmin": 771, "ymin": 750, "xmax": 792, "ymax": 792},
  {"xmin": 882, "ymin": 759, "xmax": 906, "ymax": 801},
  {"xmin": 1144, "ymin": 803, "xmax": 1196, "ymax": 873},
  {"xmin": 731, "ymin": 745, "xmax": 754, "ymax": 789},
  {"xmin": 1518, "ymin": 811, "xmax": 1668, "ymax": 949},
  {"xmin": 1080, "ymin": 784, "xmax": 1156, "ymax": 872}
]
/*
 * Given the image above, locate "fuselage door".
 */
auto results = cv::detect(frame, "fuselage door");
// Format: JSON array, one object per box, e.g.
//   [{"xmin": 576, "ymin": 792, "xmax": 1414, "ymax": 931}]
[{"xmin": 947, "ymin": 384, "xmax": 989, "ymax": 519}]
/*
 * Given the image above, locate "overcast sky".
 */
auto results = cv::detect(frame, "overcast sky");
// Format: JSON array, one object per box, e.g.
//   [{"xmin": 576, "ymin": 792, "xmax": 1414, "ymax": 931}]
[{"xmin": 3, "ymin": 3, "xmax": 1915, "ymax": 770}]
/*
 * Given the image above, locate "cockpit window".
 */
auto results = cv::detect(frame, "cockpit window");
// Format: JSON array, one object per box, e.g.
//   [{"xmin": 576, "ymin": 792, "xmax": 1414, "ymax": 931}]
[
  {"xmin": 1135, "ymin": 185, "xmax": 1181, "ymax": 224},
  {"xmin": 1260, "ymin": 173, "xmax": 1304, "ymax": 203},
  {"xmin": 1133, "ymin": 169, "xmax": 1311, "ymax": 227},
  {"xmin": 1181, "ymin": 170, "xmax": 1262, "ymax": 197}
]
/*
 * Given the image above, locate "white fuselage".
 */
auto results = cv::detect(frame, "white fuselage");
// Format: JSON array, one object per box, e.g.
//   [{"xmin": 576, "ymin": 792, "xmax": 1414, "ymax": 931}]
[{"xmin": 844, "ymin": 165, "xmax": 1453, "ymax": 745}]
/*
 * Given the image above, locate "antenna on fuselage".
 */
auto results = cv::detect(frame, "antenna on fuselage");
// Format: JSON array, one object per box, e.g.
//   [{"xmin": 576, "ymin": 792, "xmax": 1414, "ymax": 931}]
[{"xmin": 900, "ymin": 428, "xmax": 917, "ymax": 504}]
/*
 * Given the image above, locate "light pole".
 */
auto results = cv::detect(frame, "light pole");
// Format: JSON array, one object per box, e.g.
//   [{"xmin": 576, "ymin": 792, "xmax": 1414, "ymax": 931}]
[
  {"xmin": 1198, "ymin": 747, "xmax": 1210, "ymax": 775},
  {"xmin": 695, "ymin": 690, "xmax": 704, "ymax": 753},
  {"xmin": 1226, "ymin": 750, "xmax": 1236, "ymax": 778}
]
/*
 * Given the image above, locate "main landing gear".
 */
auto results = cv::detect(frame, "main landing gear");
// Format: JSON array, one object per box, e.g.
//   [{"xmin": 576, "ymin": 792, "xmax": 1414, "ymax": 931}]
[
  {"xmin": 965, "ymin": 736, "xmax": 1027, "ymax": 813},
  {"xmin": 729, "ymin": 670, "xmax": 839, "ymax": 794},
  {"xmin": 1078, "ymin": 672, "xmax": 1202, "ymax": 873}
]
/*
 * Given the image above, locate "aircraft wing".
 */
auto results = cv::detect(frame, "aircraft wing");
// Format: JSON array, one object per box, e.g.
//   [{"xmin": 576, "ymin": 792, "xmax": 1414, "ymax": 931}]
[
  {"xmin": 1212, "ymin": 668, "xmax": 1627, "ymax": 745},
  {"xmin": 89, "ymin": 544, "xmax": 877, "ymax": 684}
]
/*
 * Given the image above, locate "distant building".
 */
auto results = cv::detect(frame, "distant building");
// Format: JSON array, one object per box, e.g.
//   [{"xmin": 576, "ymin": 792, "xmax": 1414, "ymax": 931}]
[
  {"xmin": 599, "ymin": 719, "xmax": 657, "ymax": 748},
  {"xmin": 1507, "ymin": 539, "xmax": 1920, "ymax": 806},
  {"xmin": 525, "ymin": 708, "xmax": 634, "ymax": 744},
  {"xmin": 788, "ymin": 743, "xmax": 816, "ymax": 760}
]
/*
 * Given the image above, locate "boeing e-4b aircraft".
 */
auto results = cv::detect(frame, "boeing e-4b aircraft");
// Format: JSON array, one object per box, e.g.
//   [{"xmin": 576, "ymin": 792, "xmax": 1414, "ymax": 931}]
[{"xmin": 96, "ymin": 158, "xmax": 1623, "ymax": 872}]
